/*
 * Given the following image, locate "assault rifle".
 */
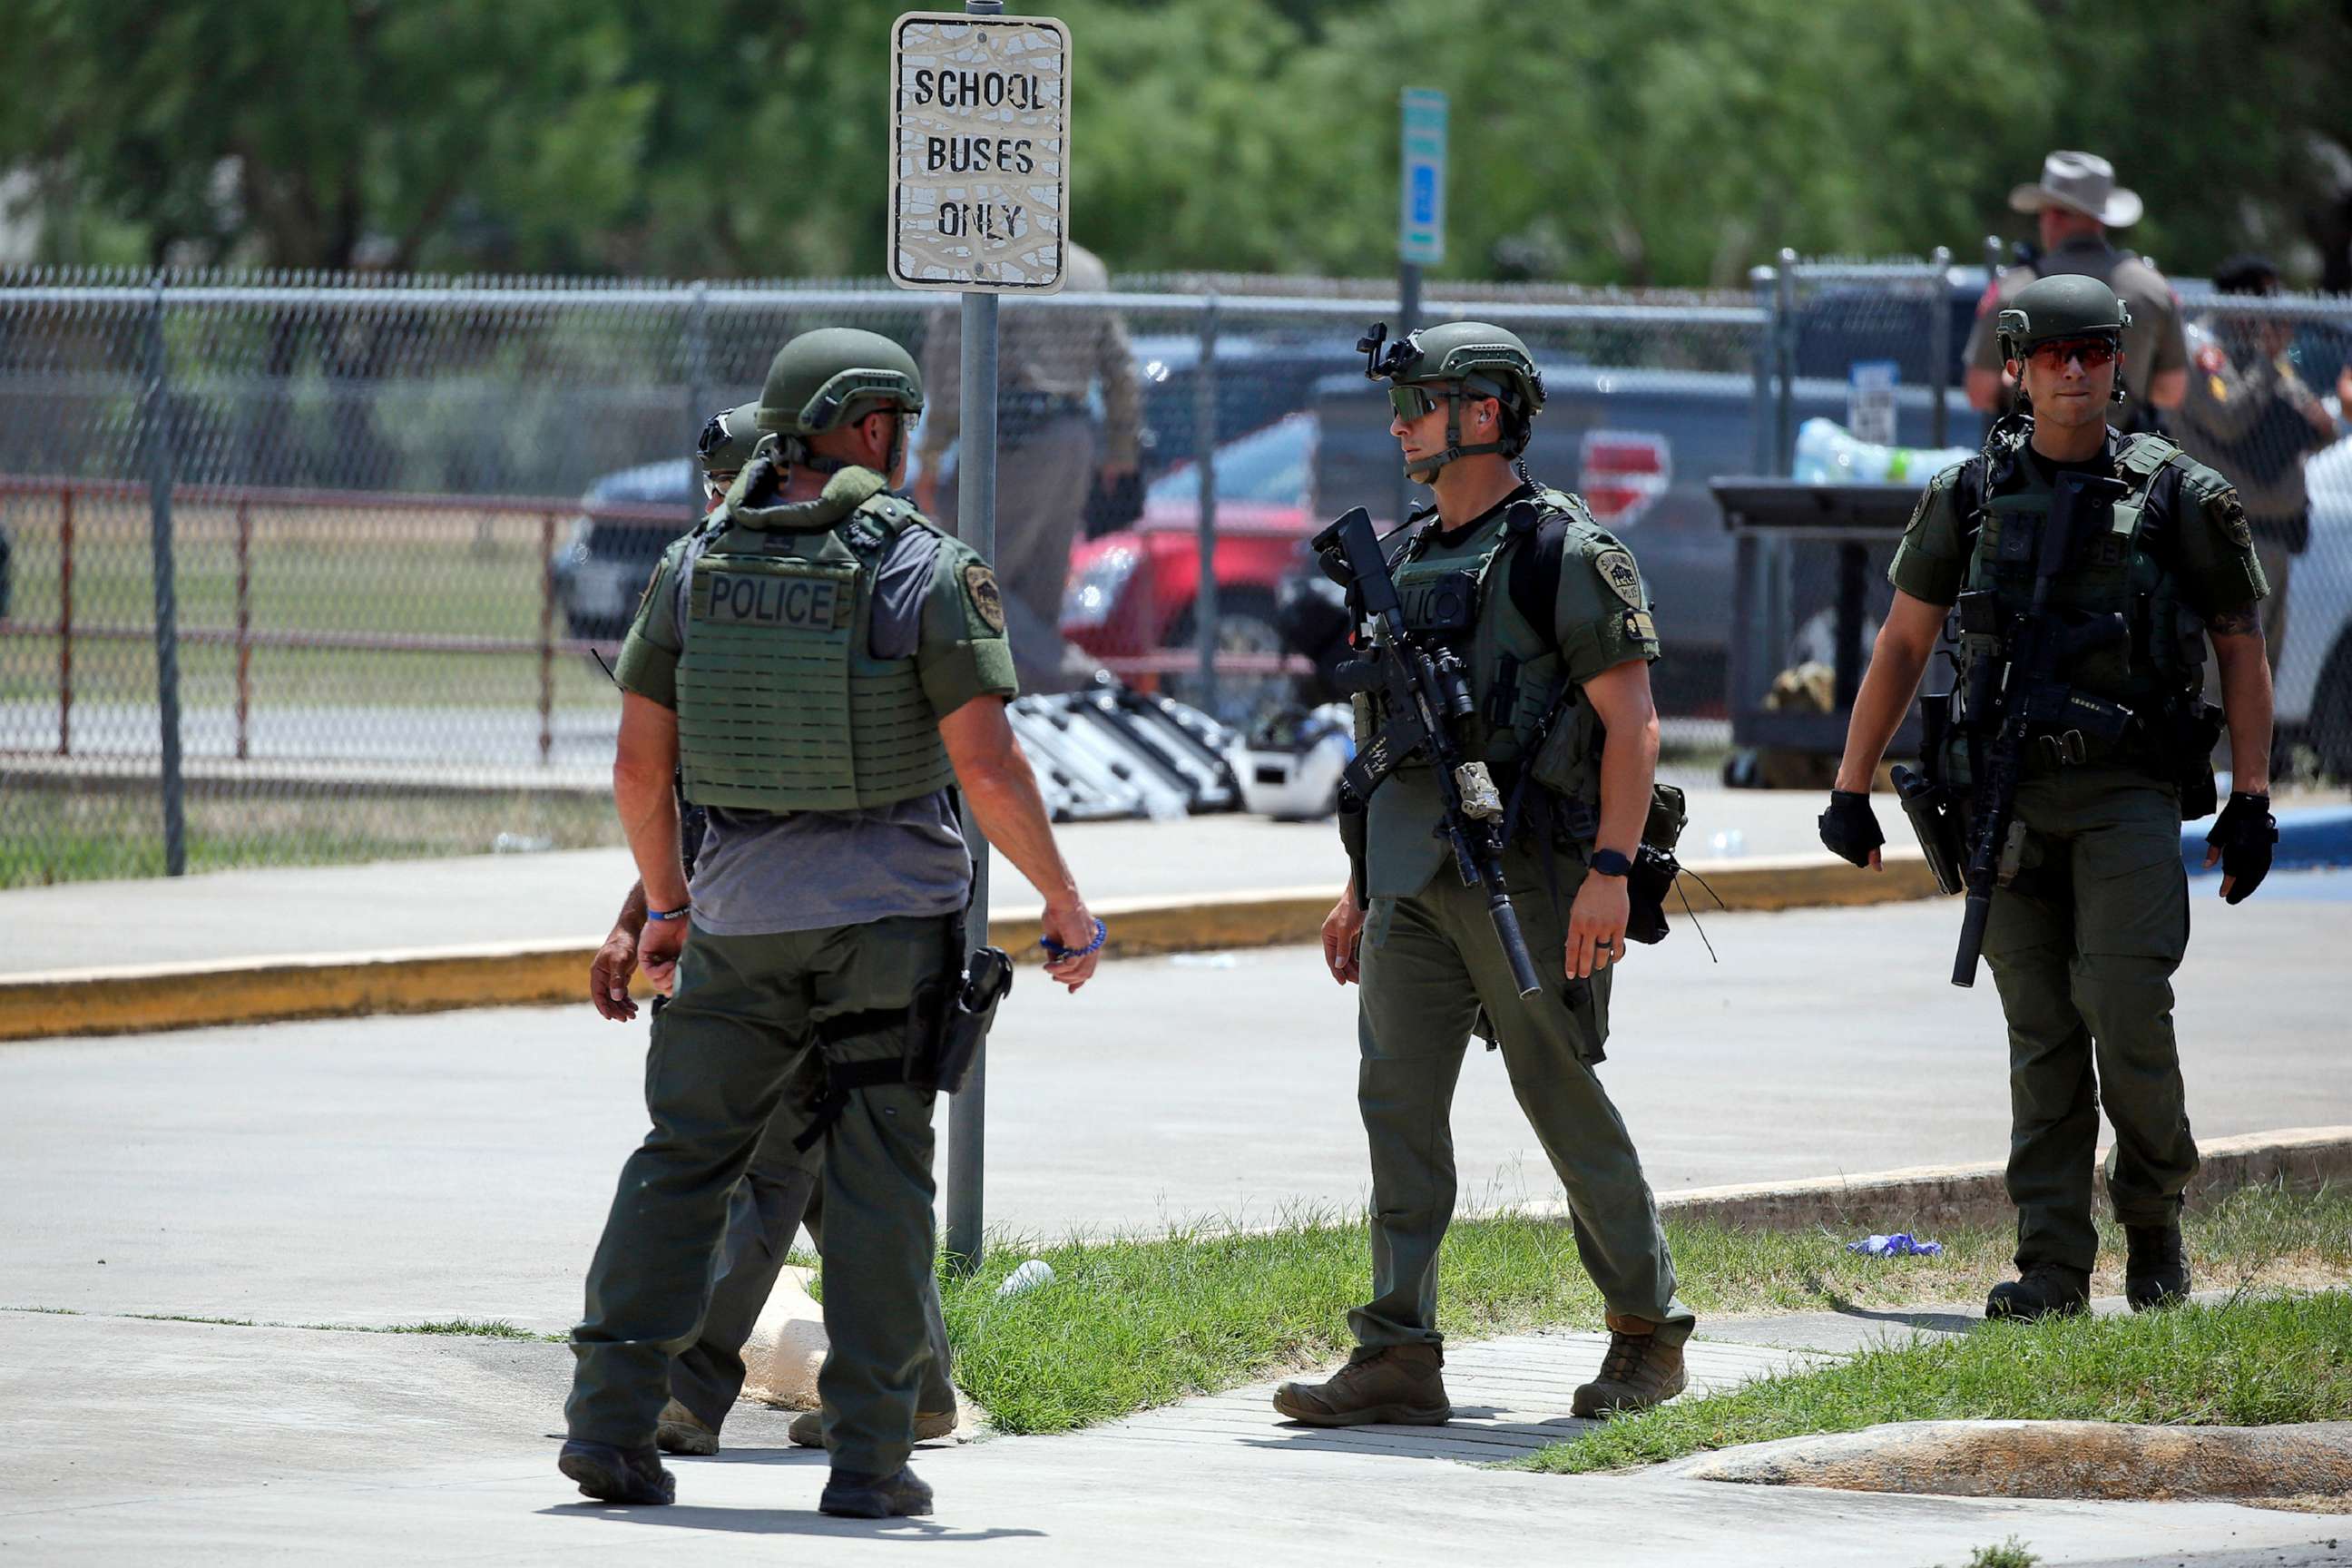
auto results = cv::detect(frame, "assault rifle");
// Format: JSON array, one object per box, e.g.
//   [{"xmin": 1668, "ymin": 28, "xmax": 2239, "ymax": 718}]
[
  {"xmin": 1949, "ymin": 470, "xmax": 2134, "ymax": 986},
  {"xmin": 1314, "ymin": 505, "xmax": 1542, "ymax": 998}
]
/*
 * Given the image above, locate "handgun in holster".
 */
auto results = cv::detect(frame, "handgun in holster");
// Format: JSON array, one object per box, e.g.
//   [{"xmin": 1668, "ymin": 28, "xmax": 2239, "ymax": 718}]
[
  {"xmin": 1892, "ymin": 691, "xmax": 1965, "ymax": 897},
  {"xmin": 919, "ymin": 946, "xmax": 1014, "ymax": 1096}
]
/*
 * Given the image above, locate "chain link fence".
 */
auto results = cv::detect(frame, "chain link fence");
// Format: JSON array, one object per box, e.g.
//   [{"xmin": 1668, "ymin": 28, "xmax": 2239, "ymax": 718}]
[{"xmin": 2, "ymin": 262, "xmax": 2347, "ymax": 886}]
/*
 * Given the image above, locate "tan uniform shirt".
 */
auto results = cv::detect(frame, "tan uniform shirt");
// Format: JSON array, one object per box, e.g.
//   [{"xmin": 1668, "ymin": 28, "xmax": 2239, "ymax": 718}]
[
  {"xmin": 2170, "ymin": 319, "xmax": 2336, "ymax": 529},
  {"xmin": 1964, "ymin": 238, "xmax": 2189, "ymax": 412},
  {"xmin": 916, "ymin": 241, "xmax": 1142, "ymax": 468}
]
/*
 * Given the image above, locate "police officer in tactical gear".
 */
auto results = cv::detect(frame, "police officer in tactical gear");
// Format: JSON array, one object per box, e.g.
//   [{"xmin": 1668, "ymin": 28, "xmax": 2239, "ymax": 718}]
[
  {"xmin": 1965, "ymin": 152, "xmax": 2190, "ymax": 430},
  {"xmin": 1822, "ymin": 274, "xmax": 2278, "ymax": 1322},
  {"xmin": 585, "ymin": 397, "xmax": 962, "ymax": 1464},
  {"xmin": 561, "ymin": 328, "xmax": 1102, "ymax": 1517},
  {"xmin": 1277, "ymin": 321, "xmax": 1696, "ymax": 1428}
]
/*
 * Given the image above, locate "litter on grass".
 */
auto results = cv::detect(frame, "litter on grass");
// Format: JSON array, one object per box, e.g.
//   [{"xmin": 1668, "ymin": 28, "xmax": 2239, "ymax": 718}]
[{"xmin": 1847, "ymin": 1232, "xmax": 1945, "ymax": 1258}]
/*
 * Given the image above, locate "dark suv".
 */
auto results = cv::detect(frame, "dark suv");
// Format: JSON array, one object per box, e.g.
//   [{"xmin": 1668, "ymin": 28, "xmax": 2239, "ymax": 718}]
[{"xmin": 549, "ymin": 459, "xmax": 701, "ymax": 643}]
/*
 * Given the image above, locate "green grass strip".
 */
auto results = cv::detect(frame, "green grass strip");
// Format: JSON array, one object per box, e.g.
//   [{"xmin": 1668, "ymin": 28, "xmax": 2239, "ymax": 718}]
[
  {"xmin": 1518, "ymin": 1290, "xmax": 2352, "ymax": 1475},
  {"xmin": 936, "ymin": 1185, "xmax": 2352, "ymax": 1436}
]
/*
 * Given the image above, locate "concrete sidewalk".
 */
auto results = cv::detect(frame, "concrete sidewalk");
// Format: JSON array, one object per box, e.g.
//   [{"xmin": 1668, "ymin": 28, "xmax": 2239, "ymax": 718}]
[
  {"xmin": 5, "ymin": 1298, "xmax": 2339, "ymax": 1566},
  {"xmin": 4, "ymin": 785, "xmax": 1965, "ymax": 1041},
  {"xmin": 0, "ymin": 776, "xmax": 1830, "ymax": 977}
]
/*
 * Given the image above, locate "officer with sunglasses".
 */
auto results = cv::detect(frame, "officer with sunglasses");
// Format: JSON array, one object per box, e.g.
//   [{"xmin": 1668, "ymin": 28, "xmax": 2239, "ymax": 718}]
[
  {"xmin": 1821, "ymin": 274, "xmax": 2277, "ymax": 1322},
  {"xmin": 1279, "ymin": 321, "xmax": 1695, "ymax": 1433}
]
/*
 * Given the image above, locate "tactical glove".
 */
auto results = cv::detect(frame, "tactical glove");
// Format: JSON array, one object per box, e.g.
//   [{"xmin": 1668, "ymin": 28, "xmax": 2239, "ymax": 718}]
[
  {"xmin": 1818, "ymin": 789, "xmax": 1885, "ymax": 867},
  {"xmin": 2206, "ymin": 790, "xmax": 2276, "ymax": 904}
]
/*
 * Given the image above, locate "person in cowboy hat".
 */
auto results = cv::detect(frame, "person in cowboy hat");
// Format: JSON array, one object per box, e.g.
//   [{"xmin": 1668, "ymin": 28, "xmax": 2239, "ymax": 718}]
[{"xmin": 1965, "ymin": 152, "xmax": 2190, "ymax": 430}]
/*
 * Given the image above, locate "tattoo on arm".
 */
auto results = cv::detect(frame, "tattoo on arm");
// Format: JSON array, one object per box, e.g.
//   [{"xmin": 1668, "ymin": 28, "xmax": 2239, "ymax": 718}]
[{"xmin": 2208, "ymin": 607, "xmax": 2262, "ymax": 638}]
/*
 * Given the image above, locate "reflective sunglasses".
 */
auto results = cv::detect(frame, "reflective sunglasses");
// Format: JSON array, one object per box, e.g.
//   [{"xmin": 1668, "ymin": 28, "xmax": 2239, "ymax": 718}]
[
  {"xmin": 1387, "ymin": 384, "xmax": 1444, "ymax": 420},
  {"xmin": 2025, "ymin": 337, "xmax": 2118, "ymax": 372}
]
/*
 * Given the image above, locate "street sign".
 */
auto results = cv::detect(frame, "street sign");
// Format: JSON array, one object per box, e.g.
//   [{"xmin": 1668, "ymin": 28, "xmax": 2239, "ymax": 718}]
[
  {"xmin": 1847, "ymin": 358, "xmax": 1899, "ymax": 446},
  {"xmin": 1398, "ymin": 88, "xmax": 1447, "ymax": 268},
  {"xmin": 889, "ymin": 10, "xmax": 1070, "ymax": 294}
]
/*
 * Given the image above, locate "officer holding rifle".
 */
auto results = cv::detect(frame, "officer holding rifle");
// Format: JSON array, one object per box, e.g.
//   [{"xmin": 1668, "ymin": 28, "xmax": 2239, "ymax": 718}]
[
  {"xmin": 1278, "ymin": 321, "xmax": 1696, "ymax": 1430},
  {"xmin": 1821, "ymin": 275, "xmax": 2278, "ymax": 1321}
]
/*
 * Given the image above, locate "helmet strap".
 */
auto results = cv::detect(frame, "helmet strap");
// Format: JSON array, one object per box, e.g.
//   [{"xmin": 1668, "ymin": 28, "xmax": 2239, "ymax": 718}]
[{"xmin": 1403, "ymin": 387, "xmax": 1511, "ymax": 483}]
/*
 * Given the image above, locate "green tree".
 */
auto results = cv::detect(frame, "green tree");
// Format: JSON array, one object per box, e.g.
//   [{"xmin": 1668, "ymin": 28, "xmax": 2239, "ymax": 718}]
[{"xmin": 0, "ymin": 0, "xmax": 652, "ymax": 271}]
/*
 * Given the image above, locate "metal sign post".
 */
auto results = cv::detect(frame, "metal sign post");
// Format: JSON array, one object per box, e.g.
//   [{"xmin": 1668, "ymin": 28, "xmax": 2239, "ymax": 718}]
[
  {"xmin": 889, "ymin": 3, "xmax": 1070, "ymax": 1273},
  {"xmin": 1394, "ymin": 88, "xmax": 1446, "ymax": 525},
  {"xmin": 142, "ymin": 276, "xmax": 188, "ymax": 876}
]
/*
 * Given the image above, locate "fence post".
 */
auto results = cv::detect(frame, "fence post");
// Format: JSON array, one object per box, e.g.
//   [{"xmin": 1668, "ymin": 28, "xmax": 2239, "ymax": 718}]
[
  {"xmin": 1193, "ymin": 293, "xmax": 1220, "ymax": 714},
  {"xmin": 685, "ymin": 280, "xmax": 711, "ymax": 525},
  {"xmin": 1748, "ymin": 264, "xmax": 1776, "ymax": 475},
  {"xmin": 234, "ymin": 499, "xmax": 252, "ymax": 760},
  {"xmin": 1390, "ymin": 263, "xmax": 1422, "ymax": 529},
  {"xmin": 538, "ymin": 512, "xmax": 557, "ymax": 765},
  {"xmin": 1774, "ymin": 248, "xmax": 1798, "ymax": 477},
  {"xmin": 1928, "ymin": 245, "xmax": 1953, "ymax": 450},
  {"xmin": 57, "ymin": 485, "xmax": 74, "ymax": 757},
  {"xmin": 143, "ymin": 276, "xmax": 189, "ymax": 876}
]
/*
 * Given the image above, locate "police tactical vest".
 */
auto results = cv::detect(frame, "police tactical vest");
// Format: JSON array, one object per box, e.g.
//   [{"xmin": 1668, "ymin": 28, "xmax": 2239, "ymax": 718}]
[
  {"xmin": 1954, "ymin": 433, "xmax": 2205, "ymax": 762},
  {"xmin": 1360, "ymin": 488, "xmax": 1610, "ymax": 899},
  {"xmin": 675, "ymin": 467, "xmax": 956, "ymax": 813}
]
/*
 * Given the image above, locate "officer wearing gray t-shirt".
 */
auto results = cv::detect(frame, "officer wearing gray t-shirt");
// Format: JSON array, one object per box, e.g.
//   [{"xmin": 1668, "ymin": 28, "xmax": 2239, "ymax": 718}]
[{"xmin": 583, "ymin": 403, "xmax": 964, "ymax": 1462}]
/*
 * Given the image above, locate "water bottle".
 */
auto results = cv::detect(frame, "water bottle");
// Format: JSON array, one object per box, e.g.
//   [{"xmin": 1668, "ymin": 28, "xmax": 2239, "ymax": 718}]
[
  {"xmin": 1792, "ymin": 418, "xmax": 1974, "ymax": 485},
  {"xmin": 996, "ymin": 1259, "xmax": 1056, "ymax": 1298}
]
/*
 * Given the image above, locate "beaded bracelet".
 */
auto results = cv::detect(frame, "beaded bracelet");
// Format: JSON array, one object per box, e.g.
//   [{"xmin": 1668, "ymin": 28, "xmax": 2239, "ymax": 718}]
[{"xmin": 1039, "ymin": 917, "xmax": 1108, "ymax": 960}]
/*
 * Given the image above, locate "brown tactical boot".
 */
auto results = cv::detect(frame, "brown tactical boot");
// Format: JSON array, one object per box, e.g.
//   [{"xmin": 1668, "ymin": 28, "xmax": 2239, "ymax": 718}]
[
  {"xmin": 654, "ymin": 1398, "xmax": 719, "ymax": 1456},
  {"xmin": 1572, "ymin": 1317, "xmax": 1687, "ymax": 1418},
  {"xmin": 788, "ymin": 1407, "xmax": 960, "ymax": 1448},
  {"xmin": 1271, "ymin": 1344, "xmax": 1450, "ymax": 1426}
]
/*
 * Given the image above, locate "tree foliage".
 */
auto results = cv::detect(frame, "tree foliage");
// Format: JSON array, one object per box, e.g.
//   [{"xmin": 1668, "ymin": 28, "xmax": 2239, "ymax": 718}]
[{"xmin": 3, "ymin": 0, "xmax": 2345, "ymax": 285}]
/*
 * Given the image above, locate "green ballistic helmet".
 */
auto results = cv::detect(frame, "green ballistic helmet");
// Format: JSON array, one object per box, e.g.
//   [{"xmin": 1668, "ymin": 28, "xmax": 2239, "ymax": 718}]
[
  {"xmin": 1358, "ymin": 318, "xmax": 1545, "ymax": 481},
  {"xmin": 757, "ymin": 328, "xmax": 924, "ymax": 435},
  {"xmin": 694, "ymin": 401, "xmax": 765, "ymax": 478},
  {"xmin": 1996, "ymin": 273, "xmax": 2132, "ymax": 359}
]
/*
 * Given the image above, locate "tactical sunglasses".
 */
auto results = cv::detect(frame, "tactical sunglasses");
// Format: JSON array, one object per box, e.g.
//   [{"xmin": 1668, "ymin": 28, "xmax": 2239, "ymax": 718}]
[
  {"xmin": 2025, "ymin": 337, "xmax": 2118, "ymax": 372},
  {"xmin": 1387, "ymin": 384, "xmax": 1444, "ymax": 420}
]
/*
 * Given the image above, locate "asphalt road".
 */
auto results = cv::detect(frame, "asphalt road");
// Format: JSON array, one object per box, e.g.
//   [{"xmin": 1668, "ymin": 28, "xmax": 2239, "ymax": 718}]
[{"xmin": 5, "ymin": 873, "xmax": 2345, "ymax": 1335}]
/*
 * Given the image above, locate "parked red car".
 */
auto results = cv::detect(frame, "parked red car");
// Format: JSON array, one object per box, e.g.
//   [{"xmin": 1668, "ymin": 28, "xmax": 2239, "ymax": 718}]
[{"xmin": 1060, "ymin": 414, "xmax": 1317, "ymax": 720}]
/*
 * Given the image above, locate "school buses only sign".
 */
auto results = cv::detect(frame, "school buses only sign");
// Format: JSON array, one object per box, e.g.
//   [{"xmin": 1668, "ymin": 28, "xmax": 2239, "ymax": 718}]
[{"xmin": 889, "ymin": 12, "xmax": 1070, "ymax": 294}]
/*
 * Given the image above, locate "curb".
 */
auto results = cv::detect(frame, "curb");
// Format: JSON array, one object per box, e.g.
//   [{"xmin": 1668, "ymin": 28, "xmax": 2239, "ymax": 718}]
[
  {"xmin": 0, "ymin": 850, "xmax": 1940, "ymax": 1042},
  {"xmin": 1655, "ymin": 1417, "xmax": 2352, "ymax": 1501},
  {"xmin": 1629, "ymin": 1125, "xmax": 2352, "ymax": 1233}
]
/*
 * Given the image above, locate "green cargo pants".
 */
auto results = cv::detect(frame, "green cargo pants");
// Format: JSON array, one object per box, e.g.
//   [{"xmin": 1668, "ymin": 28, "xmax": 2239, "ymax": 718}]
[
  {"xmin": 667, "ymin": 1116, "xmax": 957, "ymax": 1435},
  {"xmin": 1353, "ymin": 847, "xmax": 1695, "ymax": 1349},
  {"xmin": 568, "ymin": 915, "xmax": 953, "ymax": 1476},
  {"xmin": 1981, "ymin": 766, "xmax": 2200, "ymax": 1274}
]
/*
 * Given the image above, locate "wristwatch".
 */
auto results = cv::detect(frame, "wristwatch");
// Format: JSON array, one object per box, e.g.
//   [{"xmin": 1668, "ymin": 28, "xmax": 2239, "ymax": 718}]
[{"xmin": 1589, "ymin": 848, "xmax": 1634, "ymax": 878}]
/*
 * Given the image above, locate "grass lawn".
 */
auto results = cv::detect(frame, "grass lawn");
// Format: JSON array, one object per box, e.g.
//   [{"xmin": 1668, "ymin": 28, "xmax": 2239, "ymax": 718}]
[
  {"xmin": 1517, "ymin": 1289, "xmax": 2352, "ymax": 1476},
  {"xmin": 933, "ymin": 1185, "xmax": 2352, "ymax": 1436},
  {"xmin": 0, "ymin": 783, "xmax": 622, "ymax": 887}
]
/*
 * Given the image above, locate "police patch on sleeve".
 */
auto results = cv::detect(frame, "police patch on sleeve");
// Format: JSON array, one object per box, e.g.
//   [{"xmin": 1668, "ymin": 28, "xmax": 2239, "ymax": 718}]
[
  {"xmin": 1592, "ymin": 548, "xmax": 1644, "ymax": 608},
  {"xmin": 2214, "ymin": 491, "xmax": 2253, "ymax": 550},
  {"xmin": 963, "ymin": 563, "xmax": 1007, "ymax": 633}
]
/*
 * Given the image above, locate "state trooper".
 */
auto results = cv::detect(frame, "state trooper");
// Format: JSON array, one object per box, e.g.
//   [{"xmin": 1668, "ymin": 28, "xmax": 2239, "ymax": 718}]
[
  {"xmin": 1278, "ymin": 322, "xmax": 1696, "ymax": 1429},
  {"xmin": 561, "ymin": 328, "xmax": 1103, "ymax": 1517},
  {"xmin": 584, "ymin": 397, "xmax": 960, "ymax": 1463},
  {"xmin": 1822, "ymin": 275, "xmax": 2278, "ymax": 1320}
]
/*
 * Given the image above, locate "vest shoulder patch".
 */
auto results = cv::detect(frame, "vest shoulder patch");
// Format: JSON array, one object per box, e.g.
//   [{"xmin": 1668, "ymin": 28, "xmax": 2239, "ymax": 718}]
[
  {"xmin": 963, "ymin": 563, "xmax": 1006, "ymax": 632},
  {"xmin": 1591, "ymin": 547, "xmax": 1644, "ymax": 608}
]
